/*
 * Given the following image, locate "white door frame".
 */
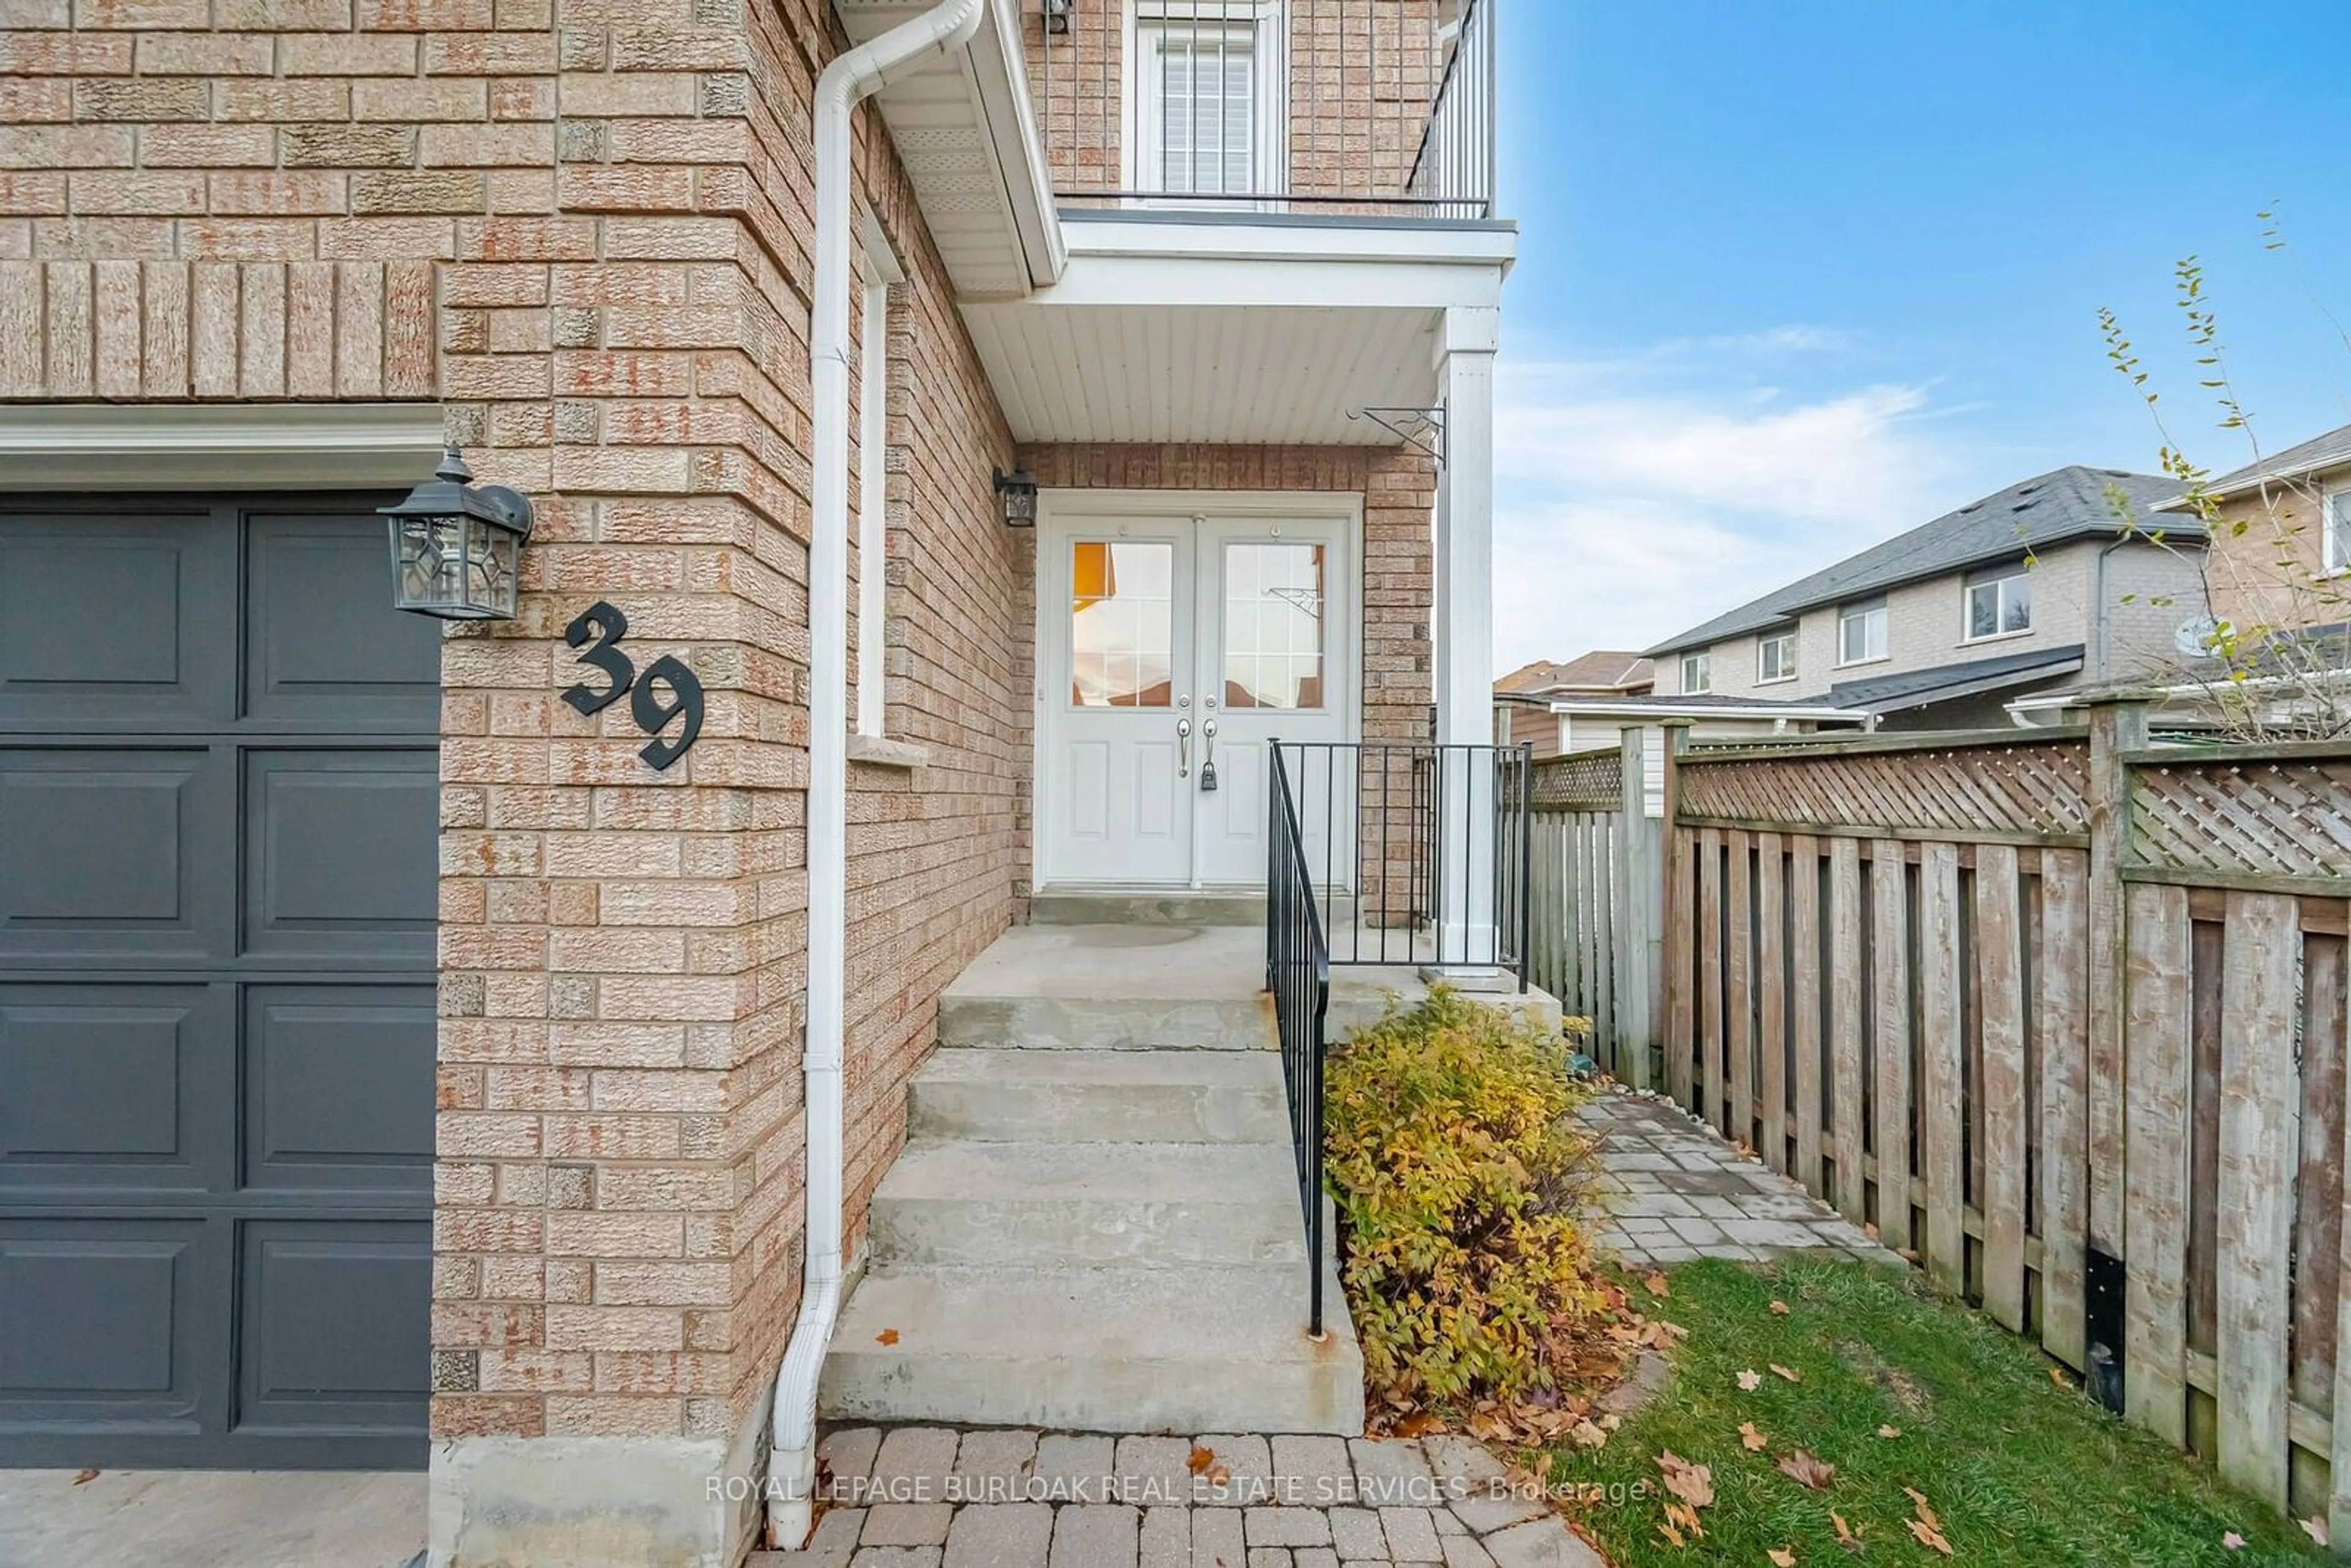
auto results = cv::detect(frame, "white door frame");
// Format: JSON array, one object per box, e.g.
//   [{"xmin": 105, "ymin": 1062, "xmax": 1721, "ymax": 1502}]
[{"xmin": 1033, "ymin": 487, "xmax": 1362, "ymax": 891}]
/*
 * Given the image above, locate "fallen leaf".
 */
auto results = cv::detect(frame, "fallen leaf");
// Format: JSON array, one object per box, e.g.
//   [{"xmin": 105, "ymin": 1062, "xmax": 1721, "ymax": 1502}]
[
  {"xmin": 1768, "ymin": 1299, "xmax": 1790, "ymax": 1316},
  {"xmin": 1769, "ymin": 1550, "xmax": 1797, "ymax": 1567},
  {"xmin": 2222, "ymin": 1532, "xmax": 2246, "ymax": 1551},
  {"xmin": 1207, "ymin": 1464, "xmax": 1229, "ymax": 1487},
  {"xmin": 1644, "ymin": 1271, "xmax": 1671, "ymax": 1297},
  {"xmin": 1657, "ymin": 1520, "xmax": 1686, "ymax": 1548},
  {"xmin": 1738, "ymin": 1421, "xmax": 1768, "ymax": 1452},
  {"xmin": 72, "ymin": 1469, "xmax": 97, "ymax": 1486},
  {"xmin": 1903, "ymin": 1488, "xmax": 1941, "ymax": 1532},
  {"xmin": 1831, "ymin": 1512, "xmax": 1858, "ymax": 1545},
  {"xmin": 1907, "ymin": 1518, "xmax": 1954, "ymax": 1556},
  {"xmin": 1395, "ymin": 1411, "xmax": 1442, "ymax": 1438},
  {"xmin": 1877, "ymin": 1425, "xmax": 1902, "ymax": 1439},
  {"xmin": 874, "ymin": 1328, "xmax": 899, "ymax": 1346},
  {"xmin": 1862, "ymin": 1221, "xmax": 1880, "ymax": 1239},
  {"xmin": 1775, "ymin": 1449, "xmax": 1835, "ymax": 1490},
  {"xmin": 1570, "ymin": 1419, "xmax": 1608, "ymax": 1449},
  {"xmin": 1738, "ymin": 1369, "xmax": 1763, "ymax": 1392},
  {"xmin": 1769, "ymin": 1364, "xmax": 1802, "ymax": 1383},
  {"xmin": 2049, "ymin": 1366, "xmax": 2068, "ymax": 1387},
  {"xmin": 1664, "ymin": 1500, "xmax": 1707, "ymax": 1539},
  {"xmin": 1187, "ymin": 1444, "xmax": 1217, "ymax": 1476},
  {"xmin": 2302, "ymin": 1516, "xmax": 2330, "ymax": 1547},
  {"xmin": 1655, "ymin": 1450, "xmax": 1715, "ymax": 1510}
]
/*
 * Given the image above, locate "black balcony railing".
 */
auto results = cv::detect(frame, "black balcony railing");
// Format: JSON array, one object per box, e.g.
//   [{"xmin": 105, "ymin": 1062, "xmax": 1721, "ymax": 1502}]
[
  {"xmin": 1272, "ymin": 740, "xmax": 1532, "ymax": 987},
  {"xmin": 1266, "ymin": 743, "xmax": 1331, "ymax": 1338},
  {"xmin": 1032, "ymin": 0, "xmax": 1497, "ymax": 220}
]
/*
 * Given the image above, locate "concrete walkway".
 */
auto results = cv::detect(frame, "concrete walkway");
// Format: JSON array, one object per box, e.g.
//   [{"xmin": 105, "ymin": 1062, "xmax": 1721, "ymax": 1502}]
[
  {"xmin": 1579, "ymin": 1090, "xmax": 1897, "ymax": 1269},
  {"xmin": 752, "ymin": 1426, "xmax": 1603, "ymax": 1567},
  {"xmin": 0, "ymin": 1468, "xmax": 424, "ymax": 1568}
]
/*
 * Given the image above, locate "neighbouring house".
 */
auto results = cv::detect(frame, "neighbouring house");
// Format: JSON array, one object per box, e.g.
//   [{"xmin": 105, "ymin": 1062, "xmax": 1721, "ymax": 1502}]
[
  {"xmin": 0, "ymin": 2, "xmax": 1507, "ymax": 1564},
  {"xmin": 1493, "ymin": 648, "xmax": 1650, "ymax": 756},
  {"xmin": 2155, "ymin": 419, "xmax": 2351, "ymax": 652},
  {"xmin": 1645, "ymin": 466, "xmax": 2211, "ymax": 731}
]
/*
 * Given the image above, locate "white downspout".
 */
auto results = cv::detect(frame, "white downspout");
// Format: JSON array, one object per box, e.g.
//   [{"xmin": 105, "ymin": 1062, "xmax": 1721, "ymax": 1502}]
[{"xmin": 765, "ymin": 0, "xmax": 986, "ymax": 1548}]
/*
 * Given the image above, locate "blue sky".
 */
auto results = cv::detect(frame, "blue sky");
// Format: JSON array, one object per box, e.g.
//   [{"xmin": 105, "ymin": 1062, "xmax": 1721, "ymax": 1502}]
[{"xmin": 1489, "ymin": 0, "xmax": 2351, "ymax": 670}]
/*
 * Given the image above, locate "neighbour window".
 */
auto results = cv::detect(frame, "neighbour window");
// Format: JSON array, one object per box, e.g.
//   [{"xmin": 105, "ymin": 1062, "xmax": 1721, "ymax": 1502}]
[
  {"xmin": 1757, "ymin": 631, "xmax": 1797, "ymax": 683},
  {"xmin": 1839, "ymin": 599, "xmax": 1889, "ymax": 664},
  {"xmin": 2328, "ymin": 489, "xmax": 2350, "ymax": 575},
  {"xmin": 1133, "ymin": 5, "xmax": 1277, "ymax": 198},
  {"xmin": 1679, "ymin": 650, "xmax": 1711, "ymax": 694},
  {"xmin": 1964, "ymin": 565, "xmax": 2032, "ymax": 641}
]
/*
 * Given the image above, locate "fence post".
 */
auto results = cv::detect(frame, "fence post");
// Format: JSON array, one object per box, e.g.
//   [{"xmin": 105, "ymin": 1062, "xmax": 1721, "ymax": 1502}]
[
  {"xmin": 1657, "ymin": 722, "xmax": 1692, "ymax": 1109},
  {"xmin": 1617, "ymin": 726, "xmax": 1653, "ymax": 1090},
  {"xmin": 2086, "ymin": 697, "xmax": 2148, "ymax": 1261}
]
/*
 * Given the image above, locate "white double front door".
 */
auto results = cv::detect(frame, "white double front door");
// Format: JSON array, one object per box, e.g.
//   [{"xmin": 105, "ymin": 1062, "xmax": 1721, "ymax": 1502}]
[{"xmin": 1039, "ymin": 495, "xmax": 1355, "ymax": 889}]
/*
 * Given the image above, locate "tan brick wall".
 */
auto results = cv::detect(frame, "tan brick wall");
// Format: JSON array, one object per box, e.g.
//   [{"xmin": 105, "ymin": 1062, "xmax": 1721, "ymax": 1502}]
[
  {"xmin": 2, "ymin": 0, "xmax": 1024, "ymax": 1451},
  {"xmin": 1023, "ymin": 0, "xmax": 1450, "ymax": 203},
  {"xmin": 2202, "ymin": 470, "xmax": 2349, "ymax": 645}
]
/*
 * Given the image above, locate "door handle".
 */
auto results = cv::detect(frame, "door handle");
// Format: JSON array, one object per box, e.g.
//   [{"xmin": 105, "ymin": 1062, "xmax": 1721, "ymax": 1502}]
[{"xmin": 1177, "ymin": 716, "xmax": 1191, "ymax": 778}]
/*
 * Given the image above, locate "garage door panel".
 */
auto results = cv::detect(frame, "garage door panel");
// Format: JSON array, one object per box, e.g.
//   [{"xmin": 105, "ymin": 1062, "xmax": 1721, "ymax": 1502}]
[
  {"xmin": 0, "ymin": 983, "xmax": 230, "ymax": 1194},
  {"xmin": 242, "ymin": 985, "xmax": 435, "ymax": 1195},
  {"xmin": 0, "ymin": 1220, "xmax": 216, "ymax": 1436},
  {"xmin": 244, "ymin": 749, "xmax": 437, "ymax": 961},
  {"xmin": 233, "ymin": 1221, "xmax": 429, "ymax": 1439},
  {"xmin": 245, "ymin": 511, "xmax": 440, "ymax": 732},
  {"xmin": 0, "ymin": 748, "xmax": 230, "ymax": 962},
  {"xmin": 0, "ymin": 495, "xmax": 433, "ymax": 1471},
  {"xmin": 0, "ymin": 511, "xmax": 236, "ymax": 730}
]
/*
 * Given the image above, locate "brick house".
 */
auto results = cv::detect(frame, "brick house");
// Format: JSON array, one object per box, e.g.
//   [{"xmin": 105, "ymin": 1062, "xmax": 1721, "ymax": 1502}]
[
  {"xmin": 0, "ymin": 1, "xmax": 1509, "ymax": 1563},
  {"xmin": 1644, "ymin": 467, "xmax": 2211, "ymax": 731},
  {"xmin": 2158, "ymin": 420, "xmax": 2351, "ymax": 648}
]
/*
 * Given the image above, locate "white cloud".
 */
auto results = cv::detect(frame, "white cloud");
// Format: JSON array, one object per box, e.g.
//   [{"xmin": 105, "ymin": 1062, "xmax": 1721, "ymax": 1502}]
[{"xmin": 1488, "ymin": 345, "xmax": 1976, "ymax": 668}]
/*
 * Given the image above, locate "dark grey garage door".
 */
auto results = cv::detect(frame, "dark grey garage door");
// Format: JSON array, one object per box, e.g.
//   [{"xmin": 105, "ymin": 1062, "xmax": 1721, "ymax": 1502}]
[{"xmin": 0, "ymin": 495, "xmax": 440, "ymax": 1469}]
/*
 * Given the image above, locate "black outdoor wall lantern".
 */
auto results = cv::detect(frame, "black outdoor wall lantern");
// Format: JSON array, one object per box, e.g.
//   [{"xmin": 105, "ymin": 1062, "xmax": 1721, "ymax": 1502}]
[
  {"xmin": 994, "ymin": 466, "xmax": 1038, "ymax": 527},
  {"xmin": 381, "ymin": 445, "xmax": 535, "ymax": 620}
]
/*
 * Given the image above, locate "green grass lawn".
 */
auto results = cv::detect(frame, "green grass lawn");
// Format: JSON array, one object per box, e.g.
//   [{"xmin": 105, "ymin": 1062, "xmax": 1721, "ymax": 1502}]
[{"xmin": 1550, "ymin": 1255, "xmax": 2325, "ymax": 1566}]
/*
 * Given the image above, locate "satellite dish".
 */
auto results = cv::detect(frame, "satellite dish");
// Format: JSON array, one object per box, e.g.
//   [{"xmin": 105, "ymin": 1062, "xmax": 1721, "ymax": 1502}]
[{"xmin": 2173, "ymin": 615, "xmax": 2224, "ymax": 659}]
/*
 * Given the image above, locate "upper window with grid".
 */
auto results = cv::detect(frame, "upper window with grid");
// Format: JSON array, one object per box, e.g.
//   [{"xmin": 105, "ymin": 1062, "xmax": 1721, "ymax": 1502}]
[{"xmin": 1133, "ymin": 5, "xmax": 1280, "ymax": 199}]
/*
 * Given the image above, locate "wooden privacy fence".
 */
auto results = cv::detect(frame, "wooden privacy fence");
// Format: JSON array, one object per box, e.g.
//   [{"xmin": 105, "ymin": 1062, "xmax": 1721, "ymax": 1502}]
[
  {"xmin": 1653, "ymin": 711, "xmax": 2351, "ymax": 1542},
  {"xmin": 1528, "ymin": 733, "xmax": 1655, "ymax": 1086}
]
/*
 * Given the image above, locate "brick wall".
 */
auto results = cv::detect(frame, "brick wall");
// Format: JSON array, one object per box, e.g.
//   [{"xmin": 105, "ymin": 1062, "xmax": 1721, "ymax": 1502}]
[
  {"xmin": 2203, "ymin": 471, "xmax": 2347, "ymax": 647},
  {"xmin": 1, "ymin": 0, "xmax": 1025, "ymax": 1466}
]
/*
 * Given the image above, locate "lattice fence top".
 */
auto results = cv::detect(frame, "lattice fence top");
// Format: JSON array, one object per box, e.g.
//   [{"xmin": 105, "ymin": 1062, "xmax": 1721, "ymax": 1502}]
[
  {"xmin": 1676, "ymin": 737, "xmax": 2094, "ymax": 841},
  {"xmin": 2130, "ymin": 752, "xmax": 2351, "ymax": 883},
  {"xmin": 1531, "ymin": 746, "xmax": 1623, "ymax": 811}
]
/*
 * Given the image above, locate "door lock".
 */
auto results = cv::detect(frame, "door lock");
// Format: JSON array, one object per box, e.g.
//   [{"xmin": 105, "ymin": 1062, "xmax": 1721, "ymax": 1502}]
[{"xmin": 1199, "ymin": 718, "xmax": 1218, "ymax": 792}]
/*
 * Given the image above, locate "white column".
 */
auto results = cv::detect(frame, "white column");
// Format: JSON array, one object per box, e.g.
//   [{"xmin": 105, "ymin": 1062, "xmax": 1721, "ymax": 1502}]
[{"xmin": 1431, "ymin": 306, "xmax": 1501, "ymax": 972}]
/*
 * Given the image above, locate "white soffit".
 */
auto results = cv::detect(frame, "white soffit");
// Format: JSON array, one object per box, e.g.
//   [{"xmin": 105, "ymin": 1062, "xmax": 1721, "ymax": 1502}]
[
  {"xmin": 960, "ymin": 223, "xmax": 1508, "ymax": 444},
  {"xmin": 962, "ymin": 301, "xmax": 1443, "ymax": 445},
  {"xmin": 835, "ymin": 0, "xmax": 1062, "ymax": 298}
]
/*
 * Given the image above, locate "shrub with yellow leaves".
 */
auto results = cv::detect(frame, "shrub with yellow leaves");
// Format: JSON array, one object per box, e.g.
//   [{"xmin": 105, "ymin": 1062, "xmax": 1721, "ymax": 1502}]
[{"xmin": 1324, "ymin": 986, "xmax": 1610, "ymax": 1405}]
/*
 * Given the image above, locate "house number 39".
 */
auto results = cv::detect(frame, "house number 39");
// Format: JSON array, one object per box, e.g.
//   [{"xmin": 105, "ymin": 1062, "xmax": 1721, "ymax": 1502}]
[{"xmin": 560, "ymin": 600, "xmax": 705, "ymax": 772}]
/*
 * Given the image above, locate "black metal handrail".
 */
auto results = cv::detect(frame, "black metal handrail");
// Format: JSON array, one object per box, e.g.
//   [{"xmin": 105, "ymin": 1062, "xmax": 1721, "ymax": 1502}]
[
  {"xmin": 1267, "ymin": 740, "xmax": 1331, "ymax": 1339},
  {"xmin": 1273, "ymin": 741, "xmax": 1532, "ymax": 989}
]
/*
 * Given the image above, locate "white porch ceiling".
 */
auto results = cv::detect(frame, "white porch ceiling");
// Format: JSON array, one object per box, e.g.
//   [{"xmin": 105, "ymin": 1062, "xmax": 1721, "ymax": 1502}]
[{"xmin": 962, "ymin": 302, "xmax": 1442, "ymax": 446}]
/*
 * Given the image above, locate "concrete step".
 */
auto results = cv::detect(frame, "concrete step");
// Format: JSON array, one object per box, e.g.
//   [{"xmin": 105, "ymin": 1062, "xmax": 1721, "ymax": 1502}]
[
  {"xmin": 868, "ymin": 1139, "xmax": 1307, "ymax": 1269},
  {"xmin": 909, "ymin": 1049, "xmax": 1291, "ymax": 1145},
  {"xmin": 939, "ymin": 925, "xmax": 1272, "ymax": 1049},
  {"xmin": 1029, "ymin": 889, "xmax": 1266, "ymax": 927},
  {"xmin": 820, "ymin": 1262, "xmax": 1363, "ymax": 1435}
]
